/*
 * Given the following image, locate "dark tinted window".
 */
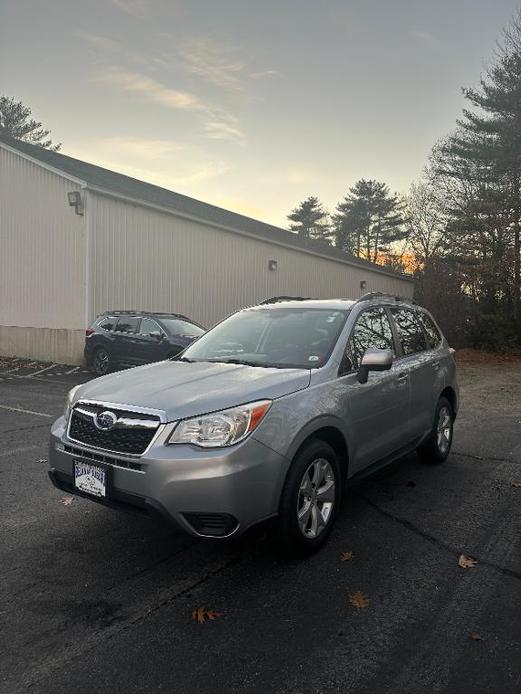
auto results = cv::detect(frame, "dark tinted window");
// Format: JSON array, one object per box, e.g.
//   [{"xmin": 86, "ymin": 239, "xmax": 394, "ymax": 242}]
[
  {"xmin": 160, "ymin": 318, "xmax": 205, "ymax": 338},
  {"xmin": 139, "ymin": 317, "xmax": 163, "ymax": 336},
  {"xmin": 346, "ymin": 307, "xmax": 395, "ymax": 370},
  {"xmin": 97, "ymin": 316, "xmax": 116, "ymax": 331},
  {"xmin": 391, "ymin": 308, "xmax": 427, "ymax": 355},
  {"xmin": 418, "ymin": 312, "xmax": 441, "ymax": 349},
  {"xmin": 114, "ymin": 317, "xmax": 140, "ymax": 333}
]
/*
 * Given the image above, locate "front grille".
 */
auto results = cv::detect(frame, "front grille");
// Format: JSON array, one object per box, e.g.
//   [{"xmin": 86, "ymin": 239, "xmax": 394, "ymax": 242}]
[
  {"xmin": 68, "ymin": 404, "xmax": 160, "ymax": 455},
  {"xmin": 62, "ymin": 444, "xmax": 144, "ymax": 472}
]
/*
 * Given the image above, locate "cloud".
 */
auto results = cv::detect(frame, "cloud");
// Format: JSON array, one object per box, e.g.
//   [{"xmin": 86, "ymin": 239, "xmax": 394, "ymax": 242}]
[
  {"xmin": 178, "ymin": 38, "xmax": 246, "ymax": 92},
  {"xmin": 67, "ymin": 137, "xmax": 229, "ymax": 190},
  {"xmin": 178, "ymin": 37, "xmax": 278, "ymax": 93},
  {"xmin": 96, "ymin": 67, "xmax": 245, "ymax": 143},
  {"xmin": 204, "ymin": 119, "xmax": 245, "ymax": 143},
  {"xmin": 102, "ymin": 136, "xmax": 180, "ymax": 160},
  {"xmin": 111, "ymin": 0, "xmax": 147, "ymax": 16},
  {"xmin": 410, "ymin": 30, "xmax": 442, "ymax": 50},
  {"xmin": 97, "ymin": 67, "xmax": 205, "ymax": 110}
]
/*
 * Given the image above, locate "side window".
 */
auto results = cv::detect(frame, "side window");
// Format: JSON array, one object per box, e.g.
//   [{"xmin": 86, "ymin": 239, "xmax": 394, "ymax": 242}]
[
  {"xmin": 139, "ymin": 317, "xmax": 163, "ymax": 336},
  {"xmin": 346, "ymin": 307, "xmax": 395, "ymax": 371},
  {"xmin": 417, "ymin": 312, "xmax": 442, "ymax": 349},
  {"xmin": 114, "ymin": 316, "xmax": 140, "ymax": 334},
  {"xmin": 97, "ymin": 316, "xmax": 116, "ymax": 332},
  {"xmin": 391, "ymin": 308, "xmax": 428, "ymax": 356}
]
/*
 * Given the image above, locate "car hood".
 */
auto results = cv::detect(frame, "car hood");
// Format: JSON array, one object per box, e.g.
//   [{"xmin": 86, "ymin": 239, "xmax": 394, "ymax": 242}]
[{"xmin": 74, "ymin": 360, "xmax": 311, "ymax": 421}]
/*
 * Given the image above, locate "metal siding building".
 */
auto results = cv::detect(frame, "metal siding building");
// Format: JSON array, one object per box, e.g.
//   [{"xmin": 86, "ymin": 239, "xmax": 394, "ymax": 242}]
[{"xmin": 0, "ymin": 136, "xmax": 413, "ymax": 364}]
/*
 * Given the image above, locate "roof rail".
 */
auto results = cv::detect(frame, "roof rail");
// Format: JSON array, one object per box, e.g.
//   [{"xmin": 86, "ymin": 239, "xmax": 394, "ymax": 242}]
[
  {"xmin": 259, "ymin": 296, "xmax": 313, "ymax": 305},
  {"xmin": 355, "ymin": 292, "xmax": 416, "ymax": 306},
  {"xmin": 100, "ymin": 309, "xmax": 187, "ymax": 318}
]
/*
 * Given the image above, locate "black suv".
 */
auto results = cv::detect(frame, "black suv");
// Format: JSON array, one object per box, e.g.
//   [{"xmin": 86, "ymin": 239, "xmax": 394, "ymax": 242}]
[{"xmin": 84, "ymin": 311, "xmax": 205, "ymax": 375}]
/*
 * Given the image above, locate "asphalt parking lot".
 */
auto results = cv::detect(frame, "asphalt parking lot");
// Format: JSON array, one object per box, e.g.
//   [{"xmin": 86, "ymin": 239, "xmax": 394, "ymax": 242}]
[{"xmin": 1, "ymin": 355, "xmax": 521, "ymax": 694}]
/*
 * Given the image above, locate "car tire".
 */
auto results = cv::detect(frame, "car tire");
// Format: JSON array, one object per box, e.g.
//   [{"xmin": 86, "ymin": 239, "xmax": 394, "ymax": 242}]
[
  {"xmin": 278, "ymin": 439, "xmax": 342, "ymax": 554},
  {"xmin": 90, "ymin": 347, "xmax": 112, "ymax": 376},
  {"xmin": 417, "ymin": 396, "xmax": 454, "ymax": 464}
]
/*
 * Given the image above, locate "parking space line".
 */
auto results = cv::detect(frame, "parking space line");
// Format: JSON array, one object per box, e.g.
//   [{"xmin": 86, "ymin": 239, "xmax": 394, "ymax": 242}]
[
  {"xmin": 65, "ymin": 366, "xmax": 80, "ymax": 374},
  {"xmin": 23, "ymin": 363, "xmax": 57, "ymax": 378},
  {"xmin": 0, "ymin": 404, "xmax": 53, "ymax": 418},
  {"xmin": 0, "ymin": 444, "xmax": 40, "ymax": 458}
]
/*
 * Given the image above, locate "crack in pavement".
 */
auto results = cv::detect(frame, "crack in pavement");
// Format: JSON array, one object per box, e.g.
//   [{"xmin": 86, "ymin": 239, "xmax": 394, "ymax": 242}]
[
  {"xmin": 452, "ymin": 449, "xmax": 513, "ymax": 463},
  {"xmin": 14, "ymin": 551, "xmax": 243, "ymax": 694},
  {"xmin": 356, "ymin": 492, "xmax": 521, "ymax": 582}
]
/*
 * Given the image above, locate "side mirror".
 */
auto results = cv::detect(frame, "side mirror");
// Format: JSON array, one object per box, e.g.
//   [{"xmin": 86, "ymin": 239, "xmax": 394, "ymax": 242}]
[
  {"xmin": 357, "ymin": 348, "xmax": 393, "ymax": 384},
  {"xmin": 149, "ymin": 330, "xmax": 163, "ymax": 340}
]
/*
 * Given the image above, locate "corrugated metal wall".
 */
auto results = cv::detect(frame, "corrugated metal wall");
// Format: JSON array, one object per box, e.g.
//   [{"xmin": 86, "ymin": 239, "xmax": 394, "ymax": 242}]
[
  {"xmin": 0, "ymin": 147, "xmax": 85, "ymax": 329},
  {"xmin": 90, "ymin": 193, "xmax": 413, "ymax": 329}
]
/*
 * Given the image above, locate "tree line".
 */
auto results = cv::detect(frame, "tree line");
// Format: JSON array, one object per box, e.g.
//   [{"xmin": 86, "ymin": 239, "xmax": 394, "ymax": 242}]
[{"xmin": 287, "ymin": 11, "xmax": 521, "ymax": 350}]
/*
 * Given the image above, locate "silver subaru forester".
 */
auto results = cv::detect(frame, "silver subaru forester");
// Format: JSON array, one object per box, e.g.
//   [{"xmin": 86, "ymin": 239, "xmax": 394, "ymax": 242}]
[{"xmin": 49, "ymin": 294, "xmax": 458, "ymax": 552}]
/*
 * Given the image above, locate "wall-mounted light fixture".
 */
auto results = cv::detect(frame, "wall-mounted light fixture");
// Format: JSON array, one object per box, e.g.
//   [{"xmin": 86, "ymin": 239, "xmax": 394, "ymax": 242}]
[
  {"xmin": 67, "ymin": 191, "xmax": 84, "ymax": 216},
  {"xmin": 268, "ymin": 259, "xmax": 278, "ymax": 271},
  {"xmin": 360, "ymin": 280, "xmax": 367, "ymax": 291}
]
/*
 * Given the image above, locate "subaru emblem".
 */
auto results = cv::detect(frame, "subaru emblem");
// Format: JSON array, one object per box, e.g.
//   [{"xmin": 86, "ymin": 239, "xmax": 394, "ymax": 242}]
[{"xmin": 94, "ymin": 410, "xmax": 117, "ymax": 431}]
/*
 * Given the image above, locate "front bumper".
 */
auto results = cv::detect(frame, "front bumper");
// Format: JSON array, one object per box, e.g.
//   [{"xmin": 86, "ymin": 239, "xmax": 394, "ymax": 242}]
[{"xmin": 48, "ymin": 416, "xmax": 289, "ymax": 538}]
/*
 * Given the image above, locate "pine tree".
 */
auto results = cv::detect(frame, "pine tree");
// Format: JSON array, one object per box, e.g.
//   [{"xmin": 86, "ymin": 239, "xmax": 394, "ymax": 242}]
[
  {"xmin": 287, "ymin": 196, "xmax": 331, "ymax": 243},
  {"xmin": 333, "ymin": 179, "xmax": 405, "ymax": 262},
  {"xmin": 439, "ymin": 11, "xmax": 521, "ymax": 319},
  {"xmin": 0, "ymin": 96, "xmax": 61, "ymax": 150}
]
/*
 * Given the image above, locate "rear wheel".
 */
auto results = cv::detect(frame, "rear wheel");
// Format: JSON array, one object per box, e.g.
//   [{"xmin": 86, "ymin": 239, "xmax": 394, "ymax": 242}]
[
  {"xmin": 91, "ymin": 347, "xmax": 112, "ymax": 376},
  {"xmin": 417, "ymin": 396, "xmax": 454, "ymax": 464},
  {"xmin": 278, "ymin": 439, "xmax": 342, "ymax": 554}
]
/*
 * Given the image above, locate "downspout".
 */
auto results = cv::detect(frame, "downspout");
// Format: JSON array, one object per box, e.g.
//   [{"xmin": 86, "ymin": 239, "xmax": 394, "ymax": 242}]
[{"xmin": 83, "ymin": 186, "xmax": 94, "ymax": 328}]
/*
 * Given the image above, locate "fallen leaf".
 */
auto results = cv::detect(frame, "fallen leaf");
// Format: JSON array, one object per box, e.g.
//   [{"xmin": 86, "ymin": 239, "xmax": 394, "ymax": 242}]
[
  {"xmin": 511, "ymin": 481, "xmax": 521, "ymax": 488},
  {"xmin": 340, "ymin": 550, "xmax": 354, "ymax": 561},
  {"xmin": 469, "ymin": 632, "xmax": 482, "ymax": 641},
  {"xmin": 458, "ymin": 554, "xmax": 478, "ymax": 569},
  {"xmin": 191, "ymin": 607, "xmax": 223, "ymax": 624},
  {"xmin": 349, "ymin": 591, "xmax": 369, "ymax": 609},
  {"xmin": 60, "ymin": 496, "xmax": 73, "ymax": 506}
]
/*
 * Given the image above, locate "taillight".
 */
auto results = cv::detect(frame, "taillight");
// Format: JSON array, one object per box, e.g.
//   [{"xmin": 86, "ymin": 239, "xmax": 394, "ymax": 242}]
[{"xmin": 85, "ymin": 328, "xmax": 94, "ymax": 337}]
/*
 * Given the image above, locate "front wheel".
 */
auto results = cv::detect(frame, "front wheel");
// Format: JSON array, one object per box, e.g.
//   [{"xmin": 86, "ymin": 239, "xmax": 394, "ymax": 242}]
[
  {"xmin": 417, "ymin": 396, "xmax": 454, "ymax": 464},
  {"xmin": 278, "ymin": 439, "xmax": 342, "ymax": 554}
]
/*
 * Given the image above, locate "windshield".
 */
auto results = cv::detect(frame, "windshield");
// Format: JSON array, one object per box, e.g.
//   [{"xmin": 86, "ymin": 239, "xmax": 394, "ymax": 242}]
[
  {"xmin": 160, "ymin": 318, "xmax": 205, "ymax": 337},
  {"xmin": 181, "ymin": 307, "xmax": 348, "ymax": 369}
]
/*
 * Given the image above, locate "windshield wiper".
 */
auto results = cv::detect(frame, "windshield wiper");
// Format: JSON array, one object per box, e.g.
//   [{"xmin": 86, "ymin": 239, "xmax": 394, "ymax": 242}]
[
  {"xmin": 215, "ymin": 358, "xmax": 286, "ymax": 369},
  {"xmin": 173, "ymin": 356, "xmax": 195, "ymax": 363}
]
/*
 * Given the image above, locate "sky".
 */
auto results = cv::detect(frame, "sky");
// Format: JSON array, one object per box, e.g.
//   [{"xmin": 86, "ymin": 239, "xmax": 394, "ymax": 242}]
[{"xmin": 1, "ymin": 0, "xmax": 520, "ymax": 227}]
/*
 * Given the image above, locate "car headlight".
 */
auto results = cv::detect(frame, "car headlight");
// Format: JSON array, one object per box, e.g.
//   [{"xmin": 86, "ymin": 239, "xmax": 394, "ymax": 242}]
[
  {"xmin": 64, "ymin": 385, "xmax": 82, "ymax": 421},
  {"xmin": 166, "ymin": 400, "xmax": 272, "ymax": 448}
]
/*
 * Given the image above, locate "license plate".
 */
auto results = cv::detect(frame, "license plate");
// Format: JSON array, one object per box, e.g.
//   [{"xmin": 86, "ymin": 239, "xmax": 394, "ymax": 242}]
[{"xmin": 73, "ymin": 460, "xmax": 107, "ymax": 498}]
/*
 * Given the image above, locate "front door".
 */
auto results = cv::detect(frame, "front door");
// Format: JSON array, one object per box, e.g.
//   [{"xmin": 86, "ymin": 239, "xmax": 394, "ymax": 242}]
[{"xmin": 340, "ymin": 306, "xmax": 411, "ymax": 473}]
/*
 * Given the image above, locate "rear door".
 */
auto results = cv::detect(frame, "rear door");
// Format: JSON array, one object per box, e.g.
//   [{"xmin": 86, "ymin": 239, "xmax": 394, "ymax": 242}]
[
  {"xmin": 112, "ymin": 316, "xmax": 142, "ymax": 365},
  {"xmin": 133, "ymin": 317, "xmax": 168, "ymax": 364},
  {"xmin": 388, "ymin": 307, "xmax": 437, "ymax": 440},
  {"xmin": 341, "ymin": 306, "xmax": 411, "ymax": 472}
]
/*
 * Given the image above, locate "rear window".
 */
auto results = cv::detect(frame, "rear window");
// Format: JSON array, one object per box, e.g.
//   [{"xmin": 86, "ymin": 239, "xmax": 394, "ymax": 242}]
[
  {"xmin": 114, "ymin": 317, "xmax": 140, "ymax": 333},
  {"xmin": 159, "ymin": 318, "xmax": 205, "ymax": 337},
  {"xmin": 390, "ymin": 308, "xmax": 428, "ymax": 356},
  {"xmin": 418, "ymin": 311, "xmax": 442, "ymax": 349},
  {"xmin": 96, "ymin": 316, "xmax": 116, "ymax": 332}
]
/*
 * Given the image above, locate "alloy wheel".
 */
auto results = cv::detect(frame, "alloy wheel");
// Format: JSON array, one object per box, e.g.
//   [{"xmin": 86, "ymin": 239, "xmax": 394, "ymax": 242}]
[
  {"xmin": 436, "ymin": 406, "xmax": 452, "ymax": 454},
  {"xmin": 297, "ymin": 458, "xmax": 336, "ymax": 539}
]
